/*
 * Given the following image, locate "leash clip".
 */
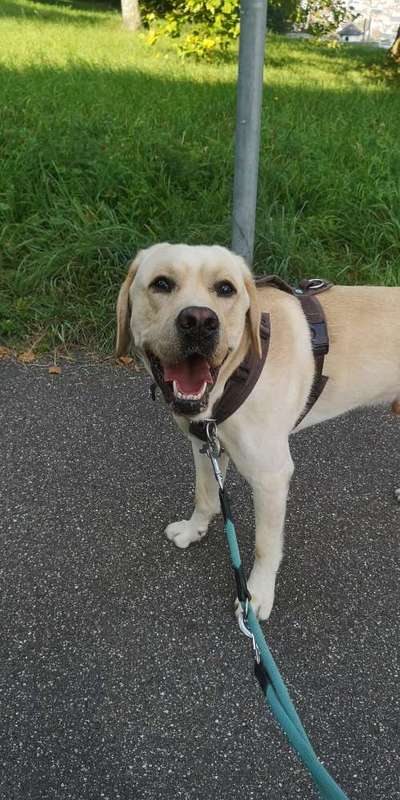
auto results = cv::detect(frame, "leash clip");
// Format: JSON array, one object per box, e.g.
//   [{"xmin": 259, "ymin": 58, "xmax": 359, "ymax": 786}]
[
  {"xmin": 205, "ymin": 420, "xmax": 221, "ymax": 457},
  {"xmin": 238, "ymin": 602, "xmax": 260, "ymax": 664},
  {"xmin": 200, "ymin": 420, "xmax": 224, "ymax": 490}
]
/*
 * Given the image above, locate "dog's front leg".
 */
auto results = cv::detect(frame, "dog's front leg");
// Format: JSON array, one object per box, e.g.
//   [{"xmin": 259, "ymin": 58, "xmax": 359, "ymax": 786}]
[
  {"xmin": 165, "ymin": 438, "xmax": 229, "ymax": 549},
  {"xmin": 237, "ymin": 445, "xmax": 294, "ymax": 621}
]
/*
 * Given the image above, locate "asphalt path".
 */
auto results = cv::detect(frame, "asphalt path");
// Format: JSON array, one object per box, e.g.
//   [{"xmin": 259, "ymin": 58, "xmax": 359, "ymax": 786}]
[{"xmin": 1, "ymin": 358, "xmax": 399, "ymax": 800}]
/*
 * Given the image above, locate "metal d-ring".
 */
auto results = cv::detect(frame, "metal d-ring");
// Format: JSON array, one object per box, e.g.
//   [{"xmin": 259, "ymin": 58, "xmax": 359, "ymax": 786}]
[{"xmin": 307, "ymin": 278, "xmax": 325, "ymax": 290}]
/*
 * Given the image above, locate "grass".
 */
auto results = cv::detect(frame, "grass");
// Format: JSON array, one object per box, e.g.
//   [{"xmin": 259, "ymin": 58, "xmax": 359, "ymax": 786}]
[{"xmin": 0, "ymin": 0, "xmax": 399, "ymax": 352}]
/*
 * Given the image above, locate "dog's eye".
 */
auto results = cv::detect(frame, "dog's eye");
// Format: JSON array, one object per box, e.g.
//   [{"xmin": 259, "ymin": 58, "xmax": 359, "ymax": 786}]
[
  {"xmin": 150, "ymin": 276, "xmax": 175, "ymax": 293},
  {"xmin": 215, "ymin": 281, "xmax": 236, "ymax": 298}
]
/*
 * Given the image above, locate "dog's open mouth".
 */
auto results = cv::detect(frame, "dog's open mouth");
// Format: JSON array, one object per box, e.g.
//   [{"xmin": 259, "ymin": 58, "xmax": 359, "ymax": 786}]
[
  {"xmin": 164, "ymin": 355, "xmax": 213, "ymax": 401},
  {"xmin": 148, "ymin": 352, "xmax": 219, "ymax": 415}
]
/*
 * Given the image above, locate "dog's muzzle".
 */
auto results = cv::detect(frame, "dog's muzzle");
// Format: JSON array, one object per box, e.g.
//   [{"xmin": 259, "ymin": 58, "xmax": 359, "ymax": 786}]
[
  {"xmin": 146, "ymin": 307, "xmax": 222, "ymax": 416},
  {"xmin": 176, "ymin": 306, "xmax": 219, "ymax": 359}
]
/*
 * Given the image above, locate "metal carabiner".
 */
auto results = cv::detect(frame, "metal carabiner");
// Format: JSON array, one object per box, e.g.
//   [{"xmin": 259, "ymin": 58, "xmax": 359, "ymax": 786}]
[
  {"xmin": 200, "ymin": 420, "xmax": 225, "ymax": 490},
  {"xmin": 238, "ymin": 605, "xmax": 260, "ymax": 664},
  {"xmin": 205, "ymin": 420, "xmax": 221, "ymax": 457}
]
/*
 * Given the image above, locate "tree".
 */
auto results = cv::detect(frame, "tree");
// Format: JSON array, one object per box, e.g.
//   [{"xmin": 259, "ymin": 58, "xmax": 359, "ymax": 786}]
[
  {"xmin": 268, "ymin": 0, "xmax": 299, "ymax": 34},
  {"xmin": 121, "ymin": 0, "xmax": 141, "ymax": 31},
  {"xmin": 390, "ymin": 25, "xmax": 400, "ymax": 63}
]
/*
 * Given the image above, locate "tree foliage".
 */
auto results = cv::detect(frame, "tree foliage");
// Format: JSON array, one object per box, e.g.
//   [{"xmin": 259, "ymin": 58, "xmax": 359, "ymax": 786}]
[
  {"xmin": 268, "ymin": 0, "xmax": 299, "ymax": 34},
  {"xmin": 297, "ymin": 0, "xmax": 351, "ymax": 36},
  {"xmin": 144, "ymin": 0, "xmax": 353, "ymax": 59},
  {"xmin": 145, "ymin": 0, "xmax": 240, "ymax": 58}
]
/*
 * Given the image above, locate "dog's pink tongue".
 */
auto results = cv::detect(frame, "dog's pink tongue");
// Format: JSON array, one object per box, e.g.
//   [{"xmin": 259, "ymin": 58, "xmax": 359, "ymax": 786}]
[{"xmin": 164, "ymin": 358, "xmax": 212, "ymax": 394}]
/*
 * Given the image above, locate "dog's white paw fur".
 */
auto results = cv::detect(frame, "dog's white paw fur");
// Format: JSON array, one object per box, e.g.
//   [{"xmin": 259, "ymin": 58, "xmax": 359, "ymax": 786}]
[
  {"xmin": 234, "ymin": 565, "xmax": 277, "ymax": 621},
  {"xmin": 248, "ymin": 563, "xmax": 277, "ymax": 621},
  {"xmin": 165, "ymin": 519, "xmax": 207, "ymax": 549},
  {"xmin": 395, "ymin": 488, "xmax": 400, "ymax": 503}
]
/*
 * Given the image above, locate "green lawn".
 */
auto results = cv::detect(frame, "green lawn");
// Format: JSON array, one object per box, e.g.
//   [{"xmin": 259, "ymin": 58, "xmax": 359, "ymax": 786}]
[{"xmin": 1, "ymin": 0, "xmax": 399, "ymax": 351}]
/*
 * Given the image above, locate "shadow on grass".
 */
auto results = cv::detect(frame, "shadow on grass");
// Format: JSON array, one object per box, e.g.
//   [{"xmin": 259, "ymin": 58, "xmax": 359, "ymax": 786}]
[
  {"xmin": 0, "ymin": 56, "xmax": 399, "ymax": 348},
  {"xmin": 32, "ymin": 0, "xmax": 116, "ymax": 9},
  {"xmin": 0, "ymin": 0, "xmax": 117, "ymax": 25},
  {"xmin": 268, "ymin": 37, "xmax": 396, "ymax": 82}
]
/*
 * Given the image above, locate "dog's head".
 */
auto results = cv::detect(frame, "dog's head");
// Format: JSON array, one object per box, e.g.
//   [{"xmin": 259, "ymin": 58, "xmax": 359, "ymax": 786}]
[{"xmin": 116, "ymin": 243, "xmax": 261, "ymax": 416}]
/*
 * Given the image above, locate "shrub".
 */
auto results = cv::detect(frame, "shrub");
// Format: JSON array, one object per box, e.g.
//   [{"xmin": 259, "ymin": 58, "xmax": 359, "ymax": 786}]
[
  {"xmin": 268, "ymin": 0, "xmax": 298, "ymax": 34},
  {"xmin": 144, "ymin": 0, "xmax": 355, "ymax": 57},
  {"xmin": 145, "ymin": 0, "xmax": 241, "ymax": 59},
  {"xmin": 145, "ymin": 1, "xmax": 299, "ymax": 58}
]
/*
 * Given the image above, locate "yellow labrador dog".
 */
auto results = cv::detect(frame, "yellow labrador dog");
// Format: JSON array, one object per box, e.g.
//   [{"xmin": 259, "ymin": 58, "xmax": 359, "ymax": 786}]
[{"xmin": 116, "ymin": 242, "xmax": 400, "ymax": 620}]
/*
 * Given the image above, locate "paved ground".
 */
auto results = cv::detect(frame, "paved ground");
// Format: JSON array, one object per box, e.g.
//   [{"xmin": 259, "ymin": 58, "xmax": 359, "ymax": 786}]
[{"xmin": 0, "ymin": 358, "xmax": 399, "ymax": 800}]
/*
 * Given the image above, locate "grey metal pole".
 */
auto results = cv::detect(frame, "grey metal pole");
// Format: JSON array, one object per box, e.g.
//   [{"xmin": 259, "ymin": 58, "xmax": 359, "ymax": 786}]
[{"xmin": 232, "ymin": 0, "xmax": 267, "ymax": 266}]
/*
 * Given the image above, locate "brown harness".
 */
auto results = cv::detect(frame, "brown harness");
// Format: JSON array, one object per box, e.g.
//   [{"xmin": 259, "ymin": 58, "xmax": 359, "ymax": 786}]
[{"xmin": 188, "ymin": 276, "xmax": 332, "ymax": 441}]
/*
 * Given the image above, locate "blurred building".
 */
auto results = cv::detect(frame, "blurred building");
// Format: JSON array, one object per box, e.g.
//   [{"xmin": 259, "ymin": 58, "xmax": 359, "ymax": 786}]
[{"xmin": 343, "ymin": 1, "xmax": 400, "ymax": 47}]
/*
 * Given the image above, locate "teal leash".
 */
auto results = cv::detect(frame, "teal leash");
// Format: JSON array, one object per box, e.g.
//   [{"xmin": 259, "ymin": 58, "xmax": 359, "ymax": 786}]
[{"xmin": 202, "ymin": 421, "xmax": 351, "ymax": 800}]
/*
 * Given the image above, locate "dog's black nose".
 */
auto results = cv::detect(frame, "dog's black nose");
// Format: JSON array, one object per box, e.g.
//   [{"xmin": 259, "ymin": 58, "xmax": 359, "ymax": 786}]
[{"xmin": 177, "ymin": 306, "xmax": 219, "ymax": 336}]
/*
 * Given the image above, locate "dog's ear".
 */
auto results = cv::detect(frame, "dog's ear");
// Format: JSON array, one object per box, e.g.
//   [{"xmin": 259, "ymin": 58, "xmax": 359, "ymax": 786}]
[
  {"xmin": 244, "ymin": 274, "xmax": 262, "ymax": 358},
  {"xmin": 116, "ymin": 254, "xmax": 141, "ymax": 358}
]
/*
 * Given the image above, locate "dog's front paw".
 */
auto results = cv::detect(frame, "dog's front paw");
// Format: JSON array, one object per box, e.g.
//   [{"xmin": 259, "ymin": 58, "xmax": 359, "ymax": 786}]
[
  {"xmin": 165, "ymin": 519, "xmax": 207, "ymax": 549},
  {"xmin": 395, "ymin": 488, "xmax": 400, "ymax": 503},
  {"xmin": 235, "ymin": 566, "xmax": 276, "ymax": 621}
]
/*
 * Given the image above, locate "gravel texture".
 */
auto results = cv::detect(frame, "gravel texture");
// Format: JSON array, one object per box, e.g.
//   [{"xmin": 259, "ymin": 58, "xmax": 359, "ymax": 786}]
[{"xmin": 0, "ymin": 358, "xmax": 399, "ymax": 800}]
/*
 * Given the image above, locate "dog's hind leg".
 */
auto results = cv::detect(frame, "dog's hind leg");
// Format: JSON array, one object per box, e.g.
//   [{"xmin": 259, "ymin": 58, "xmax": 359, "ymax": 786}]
[{"xmin": 165, "ymin": 438, "xmax": 229, "ymax": 549}]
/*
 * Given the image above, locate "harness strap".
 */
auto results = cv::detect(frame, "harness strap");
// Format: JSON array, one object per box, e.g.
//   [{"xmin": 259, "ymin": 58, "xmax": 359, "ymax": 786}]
[
  {"xmin": 295, "ymin": 289, "xmax": 330, "ymax": 427},
  {"xmin": 254, "ymin": 276, "xmax": 331, "ymax": 428}
]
